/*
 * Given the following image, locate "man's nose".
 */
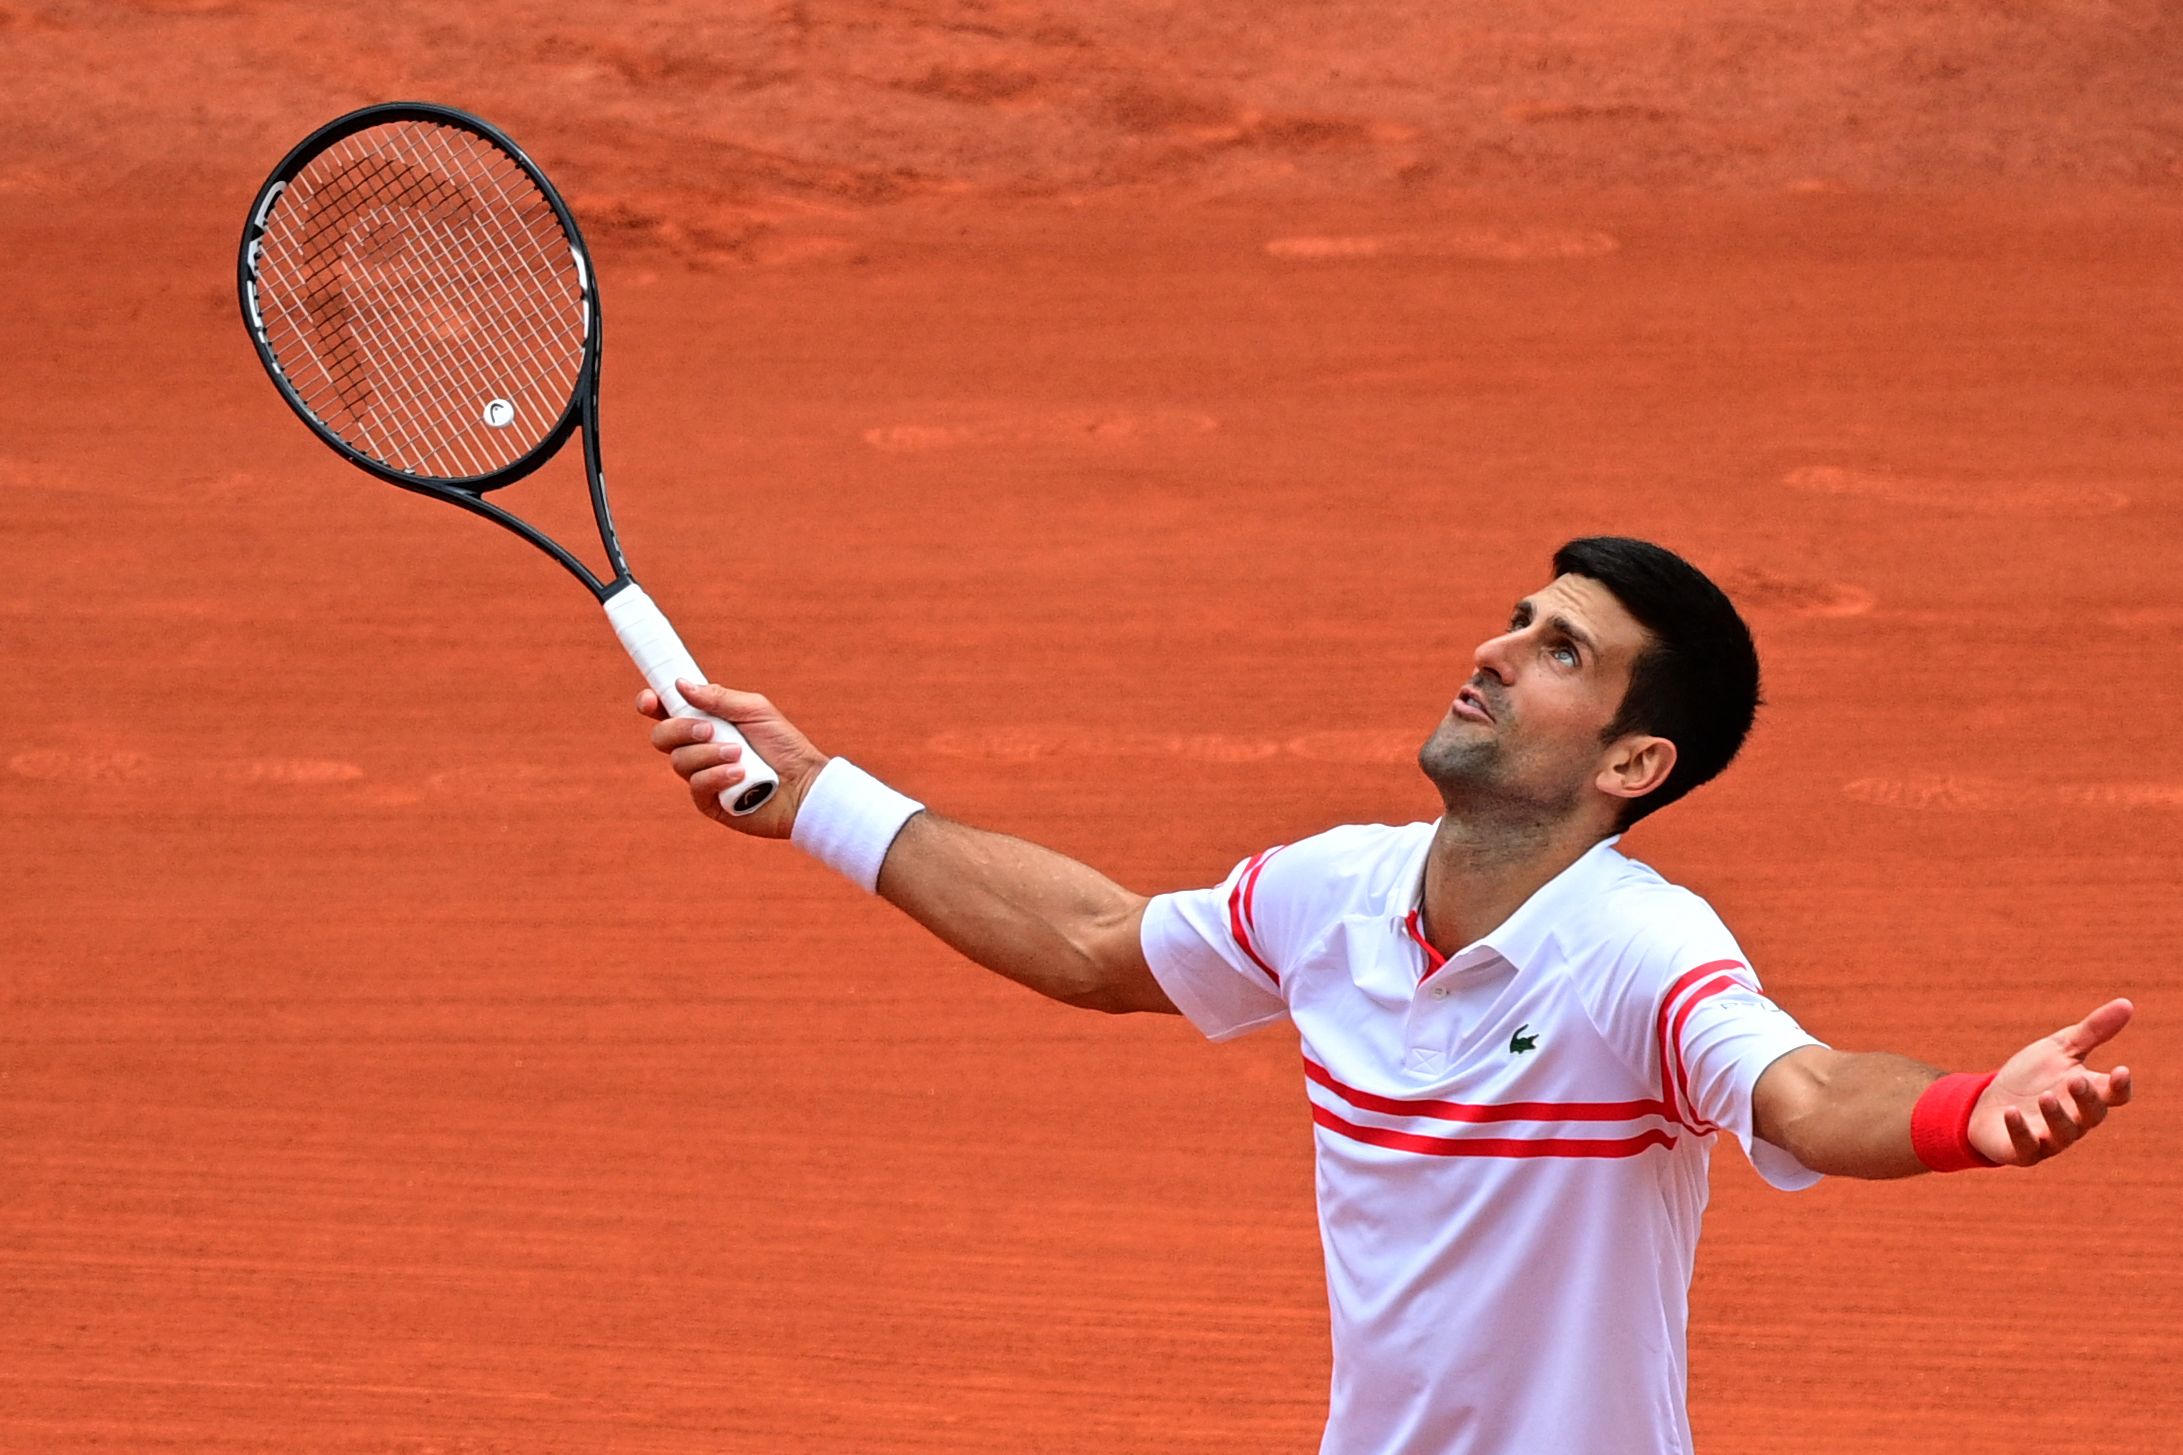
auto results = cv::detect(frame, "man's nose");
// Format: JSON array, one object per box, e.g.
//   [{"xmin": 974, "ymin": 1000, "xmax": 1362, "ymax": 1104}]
[{"xmin": 1472, "ymin": 632, "xmax": 1516, "ymax": 683}]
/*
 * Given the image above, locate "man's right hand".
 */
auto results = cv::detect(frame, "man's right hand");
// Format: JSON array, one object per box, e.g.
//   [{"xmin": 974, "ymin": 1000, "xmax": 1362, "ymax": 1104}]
[{"xmin": 638, "ymin": 680, "xmax": 831, "ymax": 838}]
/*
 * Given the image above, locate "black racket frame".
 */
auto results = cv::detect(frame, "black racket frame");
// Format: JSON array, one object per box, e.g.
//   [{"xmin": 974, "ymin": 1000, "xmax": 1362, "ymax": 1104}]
[{"xmin": 237, "ymin": 101, "xmax": 631, "ymax": 601}]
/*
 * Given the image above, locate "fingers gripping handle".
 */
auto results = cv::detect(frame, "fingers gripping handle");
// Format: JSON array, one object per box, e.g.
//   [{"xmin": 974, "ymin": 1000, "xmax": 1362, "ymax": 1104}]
[{"xmin": 604, "ymin": 584, "xmax": 780, "ymax": 816}]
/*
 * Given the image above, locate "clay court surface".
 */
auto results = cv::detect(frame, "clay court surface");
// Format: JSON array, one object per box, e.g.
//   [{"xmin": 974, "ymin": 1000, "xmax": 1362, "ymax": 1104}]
[{"xmin": 4, "ymin": 2, "xmax": 2181, "ymax": 1450}]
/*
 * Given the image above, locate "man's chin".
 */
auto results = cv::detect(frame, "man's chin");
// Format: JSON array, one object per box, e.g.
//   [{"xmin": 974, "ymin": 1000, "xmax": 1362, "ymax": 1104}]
[{"xmin": 1418, "ymin": 732, "xmax": 1498, "ymax": 791}]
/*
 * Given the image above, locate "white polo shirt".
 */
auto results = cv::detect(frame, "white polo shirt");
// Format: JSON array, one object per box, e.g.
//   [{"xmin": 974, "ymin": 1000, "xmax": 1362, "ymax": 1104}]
[{"xmin": 1140, "ymin": 821, "xmax": 1823, "ymax": 1455}]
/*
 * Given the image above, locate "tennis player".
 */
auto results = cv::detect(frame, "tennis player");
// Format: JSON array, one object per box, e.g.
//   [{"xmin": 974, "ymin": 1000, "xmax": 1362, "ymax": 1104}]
[{"xmin": 639, "ymin": 536, "xmax": 2132, "ymax": 1455}]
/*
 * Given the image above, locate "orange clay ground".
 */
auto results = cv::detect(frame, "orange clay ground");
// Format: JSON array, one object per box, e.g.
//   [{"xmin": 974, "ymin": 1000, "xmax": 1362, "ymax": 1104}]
[{"xmin": 2, "ymin": 2, "xmax": 2179, "ymax": 1450}]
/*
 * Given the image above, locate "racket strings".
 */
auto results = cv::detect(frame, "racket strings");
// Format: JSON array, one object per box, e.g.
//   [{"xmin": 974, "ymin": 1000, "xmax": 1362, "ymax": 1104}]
[
  {"xmin": 281, "ymin": 128, "xmax": 574, "ymax": 474},
  {"xmin": 274, "ymin": 128, "xmax": 574, "ymax": 471},
  {"xmin": 252, "ymin": 119, "xmax": 587, "ymax": 482},
  {"xmin": 300, "ymin": 147, "xmax": 543, "ymax": 470},
  {"xmin": 291, "ymin": 157, "xmax": 490, "ymax": 466},
  {"xmin": 266, "ymin": 149, "xmax": 499, "ymax": 469}
]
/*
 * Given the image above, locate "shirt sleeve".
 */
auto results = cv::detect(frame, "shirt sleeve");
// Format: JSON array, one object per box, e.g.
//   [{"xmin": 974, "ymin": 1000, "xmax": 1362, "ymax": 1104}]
[
  {"xmin": 1667, "ymin": 967, "xmax": 1827, "ymax": 1191},
  {"xmin": 1139, "ymin": 840, "xmax": 1313, "ymax": 1042}
]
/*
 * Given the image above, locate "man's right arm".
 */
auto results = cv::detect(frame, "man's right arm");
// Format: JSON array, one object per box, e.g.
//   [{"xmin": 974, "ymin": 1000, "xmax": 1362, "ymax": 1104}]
[
  {"xmin": 640, "ymin": 679, "xmax": 1178, "ymax": 1018},
  {"xmin": 876, "ymin": 812, "xmax": 1174, "ymax": 1015}
]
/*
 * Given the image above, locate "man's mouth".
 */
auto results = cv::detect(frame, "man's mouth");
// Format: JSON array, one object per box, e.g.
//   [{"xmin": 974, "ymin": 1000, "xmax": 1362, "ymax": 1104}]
[{"xmin": 1453, "ymin": 686, "xmax": 1495, "ymax": 723}]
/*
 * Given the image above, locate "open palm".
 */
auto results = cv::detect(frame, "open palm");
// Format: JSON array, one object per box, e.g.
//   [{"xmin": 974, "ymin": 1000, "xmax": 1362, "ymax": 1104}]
[{"xmin": 1969, "ymin": 998, "xmax": 2135, "ymax": 1166}]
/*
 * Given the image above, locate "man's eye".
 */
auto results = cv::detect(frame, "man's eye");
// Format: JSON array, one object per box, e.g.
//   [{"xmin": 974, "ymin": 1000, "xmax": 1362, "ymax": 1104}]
[{"xmin": 1552, "ymin": 645, "xmax": 1579, "ymax": 667}]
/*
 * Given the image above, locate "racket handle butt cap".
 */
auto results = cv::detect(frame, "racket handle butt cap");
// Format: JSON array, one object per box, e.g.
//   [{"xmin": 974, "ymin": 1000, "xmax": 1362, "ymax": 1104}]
[{"xmin": 605, "ymin": 583, "xmax": 781, "ymax": 816}]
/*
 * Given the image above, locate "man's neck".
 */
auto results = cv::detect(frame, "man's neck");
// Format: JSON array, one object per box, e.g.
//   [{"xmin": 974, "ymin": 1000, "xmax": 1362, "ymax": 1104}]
[{"xmin": 1417, "ymin": 812, "xmax": 1610, "ymax": 958}]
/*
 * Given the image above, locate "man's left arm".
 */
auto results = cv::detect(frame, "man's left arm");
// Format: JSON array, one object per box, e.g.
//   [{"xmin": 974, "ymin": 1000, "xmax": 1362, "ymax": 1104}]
[{"xmin": 1750, "ymin": 999, "xmax": 2136, "ymax": 1179}]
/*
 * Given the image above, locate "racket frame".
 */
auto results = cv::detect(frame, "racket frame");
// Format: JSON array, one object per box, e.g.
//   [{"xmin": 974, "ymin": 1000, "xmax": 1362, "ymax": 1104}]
[{"xmin": 236, "ymin": 101, "xmax": 631, "ymax": 600}]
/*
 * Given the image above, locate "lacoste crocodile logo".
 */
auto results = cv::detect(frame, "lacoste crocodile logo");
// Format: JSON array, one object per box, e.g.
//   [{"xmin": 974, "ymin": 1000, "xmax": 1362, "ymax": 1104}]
[{"xmin": 1508, "ymin": 1024, "xmax": 1539, "ymax": 1056}]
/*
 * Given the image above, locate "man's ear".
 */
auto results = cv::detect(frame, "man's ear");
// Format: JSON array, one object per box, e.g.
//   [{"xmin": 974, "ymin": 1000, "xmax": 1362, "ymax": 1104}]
[{"xmin": 1597, "ymin": 734, "xmax": 1676, "ymax": 805}]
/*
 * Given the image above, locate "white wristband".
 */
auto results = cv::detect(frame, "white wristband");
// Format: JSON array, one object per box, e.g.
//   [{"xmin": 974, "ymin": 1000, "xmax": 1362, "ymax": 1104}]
[{"xmin": 790, "ymin": 758, "xmax": 924, "ymax": 893}]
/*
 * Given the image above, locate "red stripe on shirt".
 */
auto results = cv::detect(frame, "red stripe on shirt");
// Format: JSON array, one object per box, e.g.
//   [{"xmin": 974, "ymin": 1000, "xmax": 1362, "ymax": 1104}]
[
  {"xmin": 1225, "ymin": 849, "xmax": 1283, "ymax": 987},
  {"xmin": 1240, "ymin": 844, "xmax": 1285, "ymax": 940},
  {"xmin": 1305, "ymin": 1057, "xmax": 1672, "ymax": 1124},
  {"xmin": 1668, "ymin": 975, "xmax": 1753, "ymax": 1136},
  {"xmin": 1312, "ymin": 1103, "xmax": 1678, "ymax": 1160},
  {"xmin": 1401, "ymin": 909, "xmax": 1447, "ymax": 978},
  {"xmin": 1652, "ymin": 960, "xmax": 1751, "ymax": 1130}
]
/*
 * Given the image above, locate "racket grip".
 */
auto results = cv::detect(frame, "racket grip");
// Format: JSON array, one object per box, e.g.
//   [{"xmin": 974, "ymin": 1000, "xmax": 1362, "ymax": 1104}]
[{"xmin": 604, "ymin": 583, "xmax": 781, "ymax": 816}]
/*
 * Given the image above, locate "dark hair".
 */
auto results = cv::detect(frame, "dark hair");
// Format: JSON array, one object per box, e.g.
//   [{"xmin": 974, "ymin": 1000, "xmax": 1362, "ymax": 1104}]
[{"xmin": 1550, "ymin": 537, "xmax": 1761, "ymax": 828}]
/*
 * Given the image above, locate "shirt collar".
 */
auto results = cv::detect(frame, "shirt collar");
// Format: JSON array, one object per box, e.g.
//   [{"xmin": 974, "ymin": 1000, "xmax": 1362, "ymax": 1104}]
[{"xmin": 1406, "ymin": 827, "xmax": 1626, "ymax": 975}]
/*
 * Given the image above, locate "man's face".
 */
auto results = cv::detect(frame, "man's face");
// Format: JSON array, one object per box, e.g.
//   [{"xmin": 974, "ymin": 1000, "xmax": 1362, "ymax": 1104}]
[{"xmin": 1418, "ymin": 573, "xmax": 1657, "ymax": 823}]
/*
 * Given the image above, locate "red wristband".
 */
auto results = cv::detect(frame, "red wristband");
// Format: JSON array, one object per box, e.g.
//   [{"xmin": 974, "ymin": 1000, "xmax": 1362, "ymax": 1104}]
[{"xmin": 1910, "ymin": 1071, "xmax": 2001, "ymax": 1172}]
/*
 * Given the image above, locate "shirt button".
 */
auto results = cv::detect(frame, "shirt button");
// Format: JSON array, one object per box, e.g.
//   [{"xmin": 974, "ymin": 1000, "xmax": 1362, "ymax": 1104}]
[{"xmin": 1430, "ymin": 985, "xmax": 1450, "ymax": 1000}]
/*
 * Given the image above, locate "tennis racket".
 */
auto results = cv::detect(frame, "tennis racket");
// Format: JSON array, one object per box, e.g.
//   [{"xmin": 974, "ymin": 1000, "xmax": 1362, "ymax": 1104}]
[{"xmin": 235, "ymin": 101, "xmax": 778, "ymax": 815}]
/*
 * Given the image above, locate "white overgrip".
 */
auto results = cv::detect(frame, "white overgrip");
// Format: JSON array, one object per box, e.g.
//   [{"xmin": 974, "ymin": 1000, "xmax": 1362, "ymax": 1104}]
[{"xmin": 604, "ymin": 583, "xmax": 780, "ymax": 816}]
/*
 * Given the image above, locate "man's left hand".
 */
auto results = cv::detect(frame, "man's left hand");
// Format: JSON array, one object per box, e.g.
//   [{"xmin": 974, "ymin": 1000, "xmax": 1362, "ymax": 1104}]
[{"xmin": 1970, "ymin": 998, "xmax": 2135, "ymax": 1166}]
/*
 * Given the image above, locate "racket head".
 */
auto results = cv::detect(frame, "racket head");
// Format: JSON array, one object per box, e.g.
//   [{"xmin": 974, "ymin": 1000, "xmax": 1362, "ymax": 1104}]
[{"xmin": 237, "ymin": 102, "xmax": 598, "ymax": 495}]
